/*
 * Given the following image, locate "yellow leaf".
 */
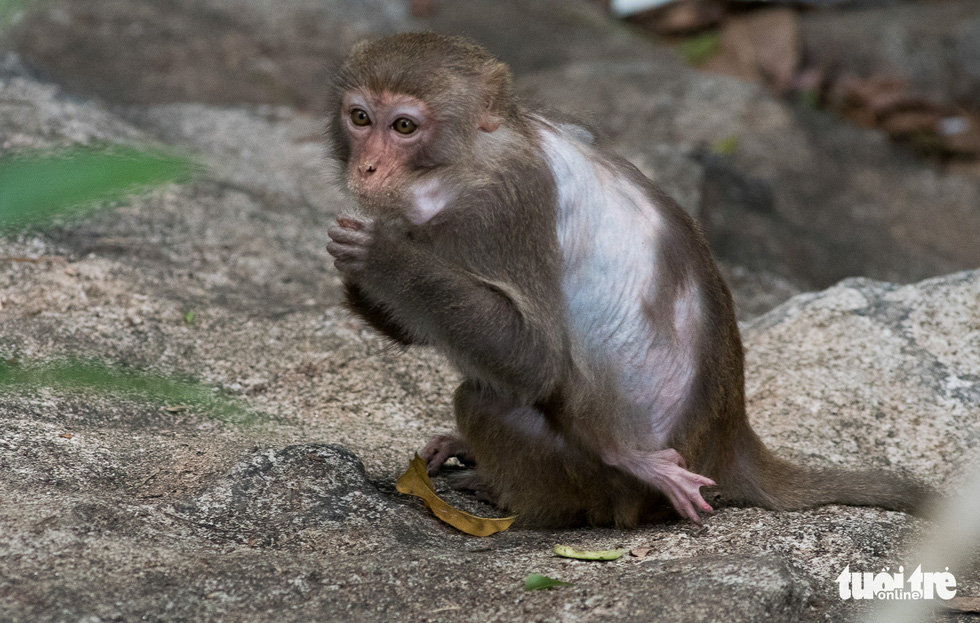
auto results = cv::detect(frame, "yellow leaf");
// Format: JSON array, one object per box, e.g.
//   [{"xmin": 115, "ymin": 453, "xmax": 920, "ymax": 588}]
[
  {"xmin": 395, "ymin": 454, "xmax": 517, "ymax": 536},
  {"xmin": 553, "ymin": 544, "xmax": 626, "ymax": 561}
]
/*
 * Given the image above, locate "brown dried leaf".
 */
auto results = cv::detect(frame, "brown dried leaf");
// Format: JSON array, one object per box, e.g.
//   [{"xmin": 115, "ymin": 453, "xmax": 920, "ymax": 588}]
[
  {"xmin": 395, "ymin": 454, "xmax": 517, "ymax": 536},
  {"xmin": 702, "ymin": 8, "xmax": 799, "ymax": 93},
  {"xmin": 881, "ymin": 110, "xmax": 940, "ymax": 137},
  {"xmin": 702, "ymin": 19, "xmax": 759, "ymax": 83},
  {"xmin": 629, "ymin": 547, "xmax": 653, "ymax": 558},
  {"xmin": 656, "ymin": 0, "xmax": 725, "ymax": 35},
  {"xmin": 747, "ymin": 8, "xmax": 800, "ymax": 94}
]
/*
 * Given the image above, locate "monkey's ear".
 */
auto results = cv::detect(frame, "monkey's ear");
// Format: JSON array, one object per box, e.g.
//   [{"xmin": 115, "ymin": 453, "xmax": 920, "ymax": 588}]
[{"xmin": 479, "ymin": 61, "xmax": 512, "ymax": 133}]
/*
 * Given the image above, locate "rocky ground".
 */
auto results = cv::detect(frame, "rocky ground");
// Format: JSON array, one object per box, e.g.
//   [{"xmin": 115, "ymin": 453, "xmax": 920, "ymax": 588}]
[{"xmin": 1, "ymin": 1, "xmax": 979, "ymax": 621}]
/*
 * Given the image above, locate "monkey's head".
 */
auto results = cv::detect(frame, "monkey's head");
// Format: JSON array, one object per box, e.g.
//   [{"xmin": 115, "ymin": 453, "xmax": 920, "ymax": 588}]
[{"xmin": 330, "ymin": 33, "xmax": 514, "ymax": 204}]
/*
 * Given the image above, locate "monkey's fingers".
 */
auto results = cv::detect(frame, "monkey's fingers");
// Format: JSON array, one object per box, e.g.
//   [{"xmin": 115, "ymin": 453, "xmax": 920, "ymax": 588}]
[
  {"xmin": 326, "ymin": 240, "xmax": 365, "ymax": 258},
  {"xmin": 335, "ymin": 215, "xmax": 372, "ymax": 230},
  {"xmin": 327, "ymin": 224, "xmax": 373, "ymax": 247}
]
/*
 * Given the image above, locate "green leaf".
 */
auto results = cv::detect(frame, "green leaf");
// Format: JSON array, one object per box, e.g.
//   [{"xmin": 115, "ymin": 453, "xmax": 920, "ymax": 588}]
[
  {"xmin": 0, "ymin": 0, "xmax": 32, "ymax": 35},
  {"xmin": 184, "ymin": 310, "xmax": 196, "ymax": 325},
  {"xmin": 553, "ymin": 544, "xmax": 626, "ymax": 561},
  {"xmin": 523, "ymin": 573, "xmax": 573, "ymax": 591},
  {"xmin": 681, "ymin": 32, "xmax": 721, "ymax": 67},
  {"xmin": 796, "ymin": 88, "xmax": 820, "ymax": 110},
  {"xmin": 0, "ymin": 359, "xmax": 266, "ymax": 426},
  {"xmin": 0, "ymin": 145, "xmax": 198, "ymax": 230},
  {"xmin": 711, "ymin": 134, "xmax": 739, "ymax": 156}
]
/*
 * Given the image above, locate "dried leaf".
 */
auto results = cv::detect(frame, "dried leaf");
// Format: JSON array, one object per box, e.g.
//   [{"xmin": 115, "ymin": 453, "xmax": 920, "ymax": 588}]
[
  {"xmin": 748, "ymin": 8, "xmax": 799, "ymax": 94},
  {"xmin": 553, "ymin": 544, "xmax": 626, "ymax": 561},
  {"xmin": 395, "ymin": 454, "xmax": 517, "ymax": 536},
  {"xmin": 654, "ymin": 0, "xmax": 725, "ymax": 35},
  {"xmin": 629, "ymin": 547, "xmax": 653, "ymax": 558},
  {"xmin": 702, "ymin": 8, "xmax": 799, "ymax": 94},
  {"xmin": 880, "ymin": 111, "xmax": 940, "ymax": 137},
  {"xmin": 523, "ymin": 573, "xmax": 573, "ymax": 591},
  {"xmin": 58, "ymin": 433, "xmax": 73, "ymax": 439}
]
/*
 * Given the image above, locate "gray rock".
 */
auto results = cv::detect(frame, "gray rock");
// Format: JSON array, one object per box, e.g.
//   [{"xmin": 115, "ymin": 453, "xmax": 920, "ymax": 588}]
[
  {"xmin": 802, "ymin": 0, "xmax": 980, "ymax": 108},
  {"xmin": 9, "ymin": 0, "xmax": 980, "ymax": 298},
  {"xmin": 2, "ymin": 6, "xmax": 980, "ymax": 622},
  {"xmin": 171, "ymin": 444, "xmax": 434, "ymax": 548},
  {"xmin": 124, "ymin": 103, "xmax": 343, "ymax": 215}
]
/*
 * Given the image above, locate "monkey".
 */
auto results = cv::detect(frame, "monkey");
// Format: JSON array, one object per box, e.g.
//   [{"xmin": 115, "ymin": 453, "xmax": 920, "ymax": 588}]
[{"xmin": 325, "ymin": 32, "xmax": 930, "ymax": 528}]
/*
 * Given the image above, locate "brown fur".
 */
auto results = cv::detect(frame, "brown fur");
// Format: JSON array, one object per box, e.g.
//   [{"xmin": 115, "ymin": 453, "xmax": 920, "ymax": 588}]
[{"xmin": 327, "ymin": 33, "xmax": 930, "ymax": 528}]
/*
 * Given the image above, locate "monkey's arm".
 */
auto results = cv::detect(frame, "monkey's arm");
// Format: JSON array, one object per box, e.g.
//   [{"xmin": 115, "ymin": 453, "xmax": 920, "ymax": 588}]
[
  {"xmin": 327, "ymin": 215, "xmax": 563, "ymax": 398},
  {"xmin": 342, "ymin": 280, "xmax": 417, "ymax": 345}
]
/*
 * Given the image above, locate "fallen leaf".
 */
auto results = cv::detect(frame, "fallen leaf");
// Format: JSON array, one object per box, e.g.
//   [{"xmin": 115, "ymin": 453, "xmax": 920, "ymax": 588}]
[
  {"xmin": 629, "ymin": 547, "xmax": 653, "ymax": 558},
  {"xmin": 58, "ymin": 433, "xmax": 73, "ymax": 439},
  {"xmin": 702, "ymin": 8, "xmax": 799, "ymax": 94},
  {"xmin": 395, "ymin": 454, "xmax": 517, "ymax": 536},
  {"xmin": 880, "ymin": 110, "xmax": 940, "ymax": 137},
  {"xmin": 553, "ymin": 544, "xmax": 626, "ymax": 561},
  {"xmin": 165, "ymin": 405, "xmax": 187, "ymax": 413},
  {"xmin": 523, "ymin": 573, "xmax": 573, "ymax": 591},
  {"xmin": 642, "ymin": 0, "xmax": 725, "ymax": 35}
]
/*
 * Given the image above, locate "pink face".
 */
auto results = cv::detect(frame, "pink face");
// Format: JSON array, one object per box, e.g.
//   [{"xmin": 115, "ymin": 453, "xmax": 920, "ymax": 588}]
[{"xmin": 342, "ymin": 90, "xmax": 432, "ymax": 199}]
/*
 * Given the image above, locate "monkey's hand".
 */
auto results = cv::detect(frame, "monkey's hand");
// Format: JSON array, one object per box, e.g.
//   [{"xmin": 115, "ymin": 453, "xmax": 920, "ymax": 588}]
[
  {"xmin": 420, "ymin": 433, "xmax": 476, "ymax": 475},
  {"xmin": 327, "ymin": 215, "xmax": 375, "ymax": 276},
  {"xmin": 607, "ymin": 448, "xmax": 715, "ymax": 524}
]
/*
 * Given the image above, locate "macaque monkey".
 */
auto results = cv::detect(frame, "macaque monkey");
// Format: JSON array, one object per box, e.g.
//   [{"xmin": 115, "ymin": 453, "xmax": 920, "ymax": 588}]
[{"xmin": 326, "ymin": 33, "xmax": 928, "ymax": 527}]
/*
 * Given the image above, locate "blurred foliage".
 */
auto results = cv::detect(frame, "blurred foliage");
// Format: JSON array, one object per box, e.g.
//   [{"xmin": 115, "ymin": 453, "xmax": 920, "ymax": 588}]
[
  {"xmin": 711, "ymin": 133, "xmax": 739, "ymax": 156},
  {"xmin": 0, "ymin": 359, "xmax": 269, "ymax": 426},
  {"xmin": 0, "ymin": 0, "xmax": 31, "ymax": 34},
  {"xmin": 680, "ymin": 31, "xmax": 721, "ymax": 67},
  {"xmin": 0, "ymin": 145, "xmax": 198, "ymax": 230},
  {"xmin": 796, "ymin": 88, "xmax": 820, "ymax": 110}
]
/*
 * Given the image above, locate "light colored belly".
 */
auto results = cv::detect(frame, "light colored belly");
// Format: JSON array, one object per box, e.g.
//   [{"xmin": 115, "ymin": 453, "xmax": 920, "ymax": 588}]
[{"xmin": 539, "ymin": 122, "xmax": 701, "ymax": 444}]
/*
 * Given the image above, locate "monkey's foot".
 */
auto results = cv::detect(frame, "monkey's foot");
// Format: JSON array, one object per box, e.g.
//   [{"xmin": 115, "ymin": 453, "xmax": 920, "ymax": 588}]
[
  {"xmin": 448, "ymin": 470, "xmax": 500, "ymax": 506},
  {"xmin": 611, "ymin": 448, "xmax": 716, "ymax": 524},
  {"xmin": 419, "ymin": 433, "xmax": 476, "ymax": 475}
]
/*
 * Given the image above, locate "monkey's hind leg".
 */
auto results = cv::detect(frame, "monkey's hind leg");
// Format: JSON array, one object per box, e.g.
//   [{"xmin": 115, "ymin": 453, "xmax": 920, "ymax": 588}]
[{"xmin": 445, "ymin": 380, "xmax": 620, "ymax": 527}]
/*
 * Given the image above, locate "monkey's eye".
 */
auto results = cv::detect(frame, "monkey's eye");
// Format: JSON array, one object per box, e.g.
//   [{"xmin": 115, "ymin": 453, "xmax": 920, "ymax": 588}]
[
  {"xmin": 392, "ymin": 117, "xmax": 418, "ymax": 135},
  {"xmin": 350, "ymin": 108, "xmax": 371, "ymax": 127}
]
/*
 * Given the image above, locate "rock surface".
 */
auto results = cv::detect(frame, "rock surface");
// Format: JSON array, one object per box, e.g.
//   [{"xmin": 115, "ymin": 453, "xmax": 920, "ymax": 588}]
[
  {"xmin": 2, "ymin": 1, "xmax": 980, "ymax": 621},
  {"xmin": 5, "ymin": 0, "xmax": 980, "ymax": 294}
]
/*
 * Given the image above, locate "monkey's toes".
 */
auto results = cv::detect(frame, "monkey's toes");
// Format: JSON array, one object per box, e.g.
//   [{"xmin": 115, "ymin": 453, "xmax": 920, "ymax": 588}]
[{"xmin": 664, "ymin": 473, "xmax": 715, "ymax": 523}]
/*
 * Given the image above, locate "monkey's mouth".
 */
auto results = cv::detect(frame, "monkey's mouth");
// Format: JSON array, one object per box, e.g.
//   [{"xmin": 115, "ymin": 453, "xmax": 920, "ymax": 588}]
[
  {"xmin": 347, "ymin": 177, "xmax": 389, "ymax": 198},
  {"xmin": 346, "ymin": 182, "xmax": 402, "ymax": 211}
]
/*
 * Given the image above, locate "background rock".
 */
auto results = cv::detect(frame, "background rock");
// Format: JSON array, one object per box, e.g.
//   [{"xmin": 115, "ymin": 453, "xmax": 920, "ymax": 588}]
[
  {"xmin": 5, "ymin": 0, "xmax": 980, "ymax": 297},
  {"xmin": 2, "ymin": 1, "xmax": 980, "ymax": 621}
]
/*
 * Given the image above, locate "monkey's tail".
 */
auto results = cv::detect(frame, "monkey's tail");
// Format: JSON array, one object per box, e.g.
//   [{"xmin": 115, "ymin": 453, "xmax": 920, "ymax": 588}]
[{"xmin": 718, "ymin": 427, "xmax": 933, "ymax": 516}]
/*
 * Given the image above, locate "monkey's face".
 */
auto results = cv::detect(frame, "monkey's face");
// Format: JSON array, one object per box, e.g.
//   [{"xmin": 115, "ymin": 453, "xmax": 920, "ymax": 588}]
[{"xmin": 340, "ymin": 90, "xmax": 435, "ymax": 202}]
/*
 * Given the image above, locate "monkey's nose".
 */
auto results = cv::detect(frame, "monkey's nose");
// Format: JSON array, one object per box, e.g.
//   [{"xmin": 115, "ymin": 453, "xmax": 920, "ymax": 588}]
[{"xmin": 359, "ymin": 163, "xmax": 377, "ymax": 176}]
